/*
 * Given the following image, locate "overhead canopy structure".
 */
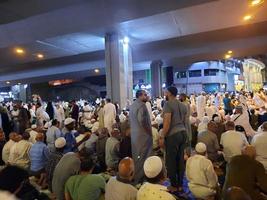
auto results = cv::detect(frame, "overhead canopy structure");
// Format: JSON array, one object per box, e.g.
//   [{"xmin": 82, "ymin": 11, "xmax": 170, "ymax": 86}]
[{"xmin": 0, "ymin": 0, "xmax": 267, "ymax": 87}]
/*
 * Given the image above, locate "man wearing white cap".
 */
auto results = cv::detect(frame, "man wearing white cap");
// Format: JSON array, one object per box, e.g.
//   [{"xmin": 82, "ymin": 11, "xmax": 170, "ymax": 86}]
[
  {"xmin": 46, "ymin": 137, "xmax": 66, "ymax": 191},
  {"xmin": 186, "ymin": 142, "xmax": 218, "ymax": 199},
  {"xmin": 137, "ymin": 156, "xmax": 175, "ymax": 200}
]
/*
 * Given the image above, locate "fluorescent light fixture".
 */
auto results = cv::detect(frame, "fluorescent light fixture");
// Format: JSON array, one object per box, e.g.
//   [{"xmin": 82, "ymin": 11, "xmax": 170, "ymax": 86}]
[
  {"xmin": 15, "ymin": 48, "xmax": 25, "ymax": 54},
  {"xmin": 243, "ymin": 15, "xmax": 252, "ymax": 21},
  {"xmin": 94, "ymin": 69, "xmax": 100, "ymax": 73}
]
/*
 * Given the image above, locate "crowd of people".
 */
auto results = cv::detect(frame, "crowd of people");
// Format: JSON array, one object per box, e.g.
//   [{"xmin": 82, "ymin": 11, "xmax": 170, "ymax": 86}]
[{"xmin": 0, "ymin": 87, "xmax": 267, "ymax": 200}]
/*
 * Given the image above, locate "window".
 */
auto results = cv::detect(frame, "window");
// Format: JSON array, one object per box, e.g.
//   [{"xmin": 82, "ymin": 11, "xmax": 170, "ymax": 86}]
[
  {"xmin": 204, "ymin": 69, "xmax": 219, "ymax": 76},
  {"xmin": 176, "ymin": 71, "xmax": 187, "ymax": 79},
  {"xmin": 189, "ymin": 70, "xmax": 201, "ymax": 77}
]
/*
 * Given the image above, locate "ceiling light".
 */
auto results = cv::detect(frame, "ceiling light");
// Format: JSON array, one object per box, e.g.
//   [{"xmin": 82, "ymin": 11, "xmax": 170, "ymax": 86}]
[
  {"xmin": 251, "ymin": 0, "xmax": 264, "ymax": 6},
  {"xmin": 37, "ymin": 53, "xmax": 44, "ymax": 58},
  {"xmin": 94, "ymin": 69, "xmax": 100, "ymax": 73},
  {"xmin": 243, "ymin": 15, "xmax": 252, "ymax": 21},
  {"xmin": 18, "ymin": 83, "xmax": 21, "ymax": 85},
  {"xmin": 225, "ymin": 54, "xmax": 231, "ymax": 59},
  {"xmin": 6, "ymin": 81, "xmax": 10, "ymax": 84},
  {"xmin": 15, "ymin": 48, "xmax": 25, "ymax": 54},
  {"xmin": 228, "ymin": 50, "xmax": 233, "ymax": 54}
]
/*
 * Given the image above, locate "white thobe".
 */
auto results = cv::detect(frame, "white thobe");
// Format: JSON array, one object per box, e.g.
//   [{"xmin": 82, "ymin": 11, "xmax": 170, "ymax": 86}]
[
  {"xmin": 251, "ymin": 131, "xmax": 267, "ymax": 171},
  {"xmin": 55, "ymin": 106, "xmax": 65, "ymax": 126},
  {"xmin": 220, "ymin": 130, "xmax": 248, "ymax": 162},
  {"xmin": 8, "ymin": 140, "xmax": 32, "ymax": 169},
  {"xmin": 186, "ymin": 155, "xmax": 218, "ymax": 199},
  {"xmin": 205, "ymin": 105, "xmax": 216, "ymax": 120},
  {"xmin": 231, "ymin": 113, "xmax": 255, "ymax": 136},
  {"xmin": 2, "ymin": 140, "xmax": 15, "ymax": 164},
  {"xmin": 196, "ymin": 95, "xmax": 206, "ymax": 121},
  {"xmin": 103, "ymin": 103, "xmax": 116, "ymax": 134}
]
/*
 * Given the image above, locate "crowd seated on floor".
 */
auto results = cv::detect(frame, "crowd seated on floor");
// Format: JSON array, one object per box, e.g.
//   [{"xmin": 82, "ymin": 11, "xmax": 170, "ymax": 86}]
[{"xmin": 0, "ymin": 88, "xmax": 267, "ymax": 200}]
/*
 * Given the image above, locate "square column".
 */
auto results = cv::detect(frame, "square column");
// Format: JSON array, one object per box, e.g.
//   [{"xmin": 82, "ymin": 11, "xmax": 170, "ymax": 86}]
[
  {"xmin": 105, "ymin": 34, "xmax": 133, "ymax": 109},
  {"xmin": 151, "ymin": 60, "xmax": 163, "ymax": 97}
]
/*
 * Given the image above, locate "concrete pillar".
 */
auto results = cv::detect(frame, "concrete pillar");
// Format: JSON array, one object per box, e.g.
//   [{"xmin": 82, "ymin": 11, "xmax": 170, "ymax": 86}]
[
  {"xmin": 150, "ymin": 60, "xmax": 163, "ymax": 97},
  {"xmin": 105, "ymin": 33, "xmax": 133, "ymax": 109}
]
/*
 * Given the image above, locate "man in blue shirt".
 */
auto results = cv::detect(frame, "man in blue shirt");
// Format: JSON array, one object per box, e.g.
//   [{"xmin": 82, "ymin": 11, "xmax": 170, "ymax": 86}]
[
  {"xmin": 64, "ymin": 118, "xmax": 90, "ymax": 153},
  {"xmin": 29, "ymin": 132, "xmax": 50, "ymax": 188},
  {"xmin": 223, "ymin": 93, "xmax": 233, "ymax": 115},
  {"xmin": 46, "ymin": 119, "xmax": 63, "ymax": 152}
]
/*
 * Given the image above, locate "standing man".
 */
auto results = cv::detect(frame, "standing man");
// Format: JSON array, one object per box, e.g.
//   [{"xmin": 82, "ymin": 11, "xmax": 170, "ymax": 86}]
[
  {"xmin": 196, "ymin": 92, "xmax": 206, "ymax": 121},
  {"xmin": 162, "ymin": 86, "xmax": 187, "ymax": 192},
  {"xmin": 103, "ymin": 99, "xmax": 117, "ymax": 134},
  {"xmin": 70, "ymin": 100, "xmax": 79, "ymax": 127},
  {"xmin": 129, "ymin": 90, "xmax": 152, "ymax": 184}
]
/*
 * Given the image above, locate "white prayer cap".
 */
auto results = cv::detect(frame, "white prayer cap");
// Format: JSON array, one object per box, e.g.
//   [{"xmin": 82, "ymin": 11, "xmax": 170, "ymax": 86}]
[
  {"xmin": 144, "ymin": 156, "xmax": 163, "ymax": 178},
  {"xmin": 195, "ymin": 142, "xmax": 207, "ymax": 153},
  {"xmin": 55, "ymin": 137, "xmax": 66, "ymax": 148},
  {"xmin": 64, "ymin": 118, "xmax": 75, "ymax": 126},
  {"xmin": 31, "ymin": 124, "xmax": 37, "ymax": 129}
]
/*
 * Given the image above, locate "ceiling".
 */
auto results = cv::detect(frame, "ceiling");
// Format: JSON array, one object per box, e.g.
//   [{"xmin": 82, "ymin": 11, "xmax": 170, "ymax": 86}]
[{"xmin": 0, "ymin": 0, "xmax": 267, "ymax": 86}]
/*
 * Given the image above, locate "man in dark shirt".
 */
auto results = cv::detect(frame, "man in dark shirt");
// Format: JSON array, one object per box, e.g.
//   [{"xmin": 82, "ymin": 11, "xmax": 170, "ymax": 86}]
[
  {"xmin": 162, "ymin": 86, "xmax": 187, "ymax": 192},
  {"xmin": 223, "ymin": 93, "xmax": 233, "ymax": 115},
  {"xmin": 223, "ymin": 145, "xmax": 267, "ymax": 200}
]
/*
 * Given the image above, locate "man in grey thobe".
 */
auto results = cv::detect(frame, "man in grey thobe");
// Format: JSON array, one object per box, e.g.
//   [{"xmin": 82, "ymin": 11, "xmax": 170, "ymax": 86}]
[{"xmin": 129, "ymin": 90, "xmax": 152, "ymax": 184}]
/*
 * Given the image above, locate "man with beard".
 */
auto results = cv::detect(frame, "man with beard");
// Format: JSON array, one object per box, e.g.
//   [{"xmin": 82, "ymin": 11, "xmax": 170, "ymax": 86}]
[
  {"xmin": 129, "ymin": 90, "xmax": 152, "ymax": 184},
  {"xmin": 162, "ymin": 86, "xmax": 188, "ymax": 192}
]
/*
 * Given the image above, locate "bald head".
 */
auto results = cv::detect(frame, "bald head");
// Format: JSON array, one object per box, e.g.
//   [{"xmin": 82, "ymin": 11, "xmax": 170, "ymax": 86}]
[
  {"xmin": 118, "ymin": 157, "xmax": 135, "ymax": 181},
  {"xmin": 35, "ymin": 132, "xmax": 44, "ymax": 142},
  {"xmin": 242, "ymin": 145, "xmax": 256, "ymax": 159},
  {"xmin": 225, "ymin": 186, "xmax": 251, "ymax": 200}
]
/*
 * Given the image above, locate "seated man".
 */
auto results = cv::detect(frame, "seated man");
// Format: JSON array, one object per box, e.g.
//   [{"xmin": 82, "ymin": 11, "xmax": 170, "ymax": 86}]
[
  {"xmin": 198, "ymin": 121, "xmax": 220, "ymax": 162},
  {"xmin": 105, "ymin": 157, "xmax": 138, "ymax": 200},
  {"xmin": 105, "ymin": 128, "xmax": 120, "ymax": 171},
  {"xmin": 52, "ymin": 150, "xmax": 88, "ymax": 200},
  {"xmin": 65, "ymin": 157, "xmax": 106, "ymax": 200},
  {"xmin": 252, "ymin": 122, "xmax": 267, "ymax": 171},
  {"xmin": 137, "ymin": 156, "xmax": 175, "ymax": 200},
  {"xmin": 2, "ymin": 132, "xmax": 17, "ymax": 164},
  {"xmin": 225, "ymin": 186, "xmax": 251, "ymax": 200},
  {"xmin": 46, "ymin": 137, "xmax": 66, "ymax": 192},
  {"xmin": 8, "ymin": 132, "xmax": 32, "ymax": 169},
  {"xmin": 0, "ymin": 165, "xmax": 49, "ymax": 200},
  {"xmin": 29, "ymin": 132, "xmax": 50, "ymax": 188},
  {"xmin": 223, "ymin": 145, "xmax": 267, "ymax": 200},
  {"xmin": 186, "ymin": 142, "xmax": 218, "ymax": 199},
  {"xmin": 220, "ymin": 121, "xmax": 248, "ymax": 162}
]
